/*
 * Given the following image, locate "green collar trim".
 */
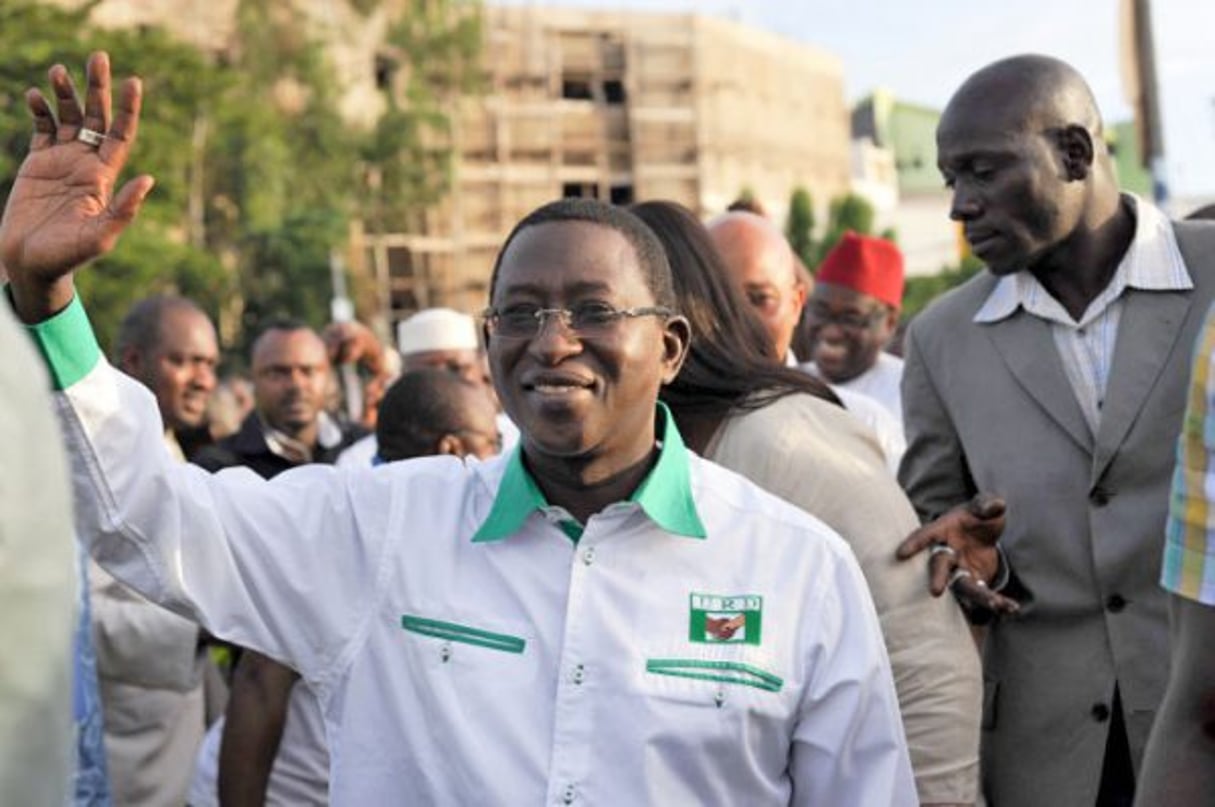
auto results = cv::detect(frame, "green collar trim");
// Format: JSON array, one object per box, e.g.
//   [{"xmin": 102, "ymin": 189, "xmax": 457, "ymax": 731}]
[
  {"xmin": 10, "ymin": 289, "xmax": 101, "ymax": 391},
  {"xmin": 630, "ymin": 403, "xmax": 707, "ymax": 539},
  {"xmin": 471, "ymin": 402, "xmax": 706, "ymax": 543}
]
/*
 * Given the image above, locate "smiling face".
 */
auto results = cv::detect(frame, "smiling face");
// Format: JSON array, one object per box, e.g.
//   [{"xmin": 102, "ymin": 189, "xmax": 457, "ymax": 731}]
[
  {"xmin": 130, "ymin": 306, "xmax": 218, "ymax": 431},
  {"xmin": 487, "ymin": 220, "xmax": 688, "ymax": 471},
  {"xmin": 806, "ymin": 283, "xmax": 897, "ymax": 383}
]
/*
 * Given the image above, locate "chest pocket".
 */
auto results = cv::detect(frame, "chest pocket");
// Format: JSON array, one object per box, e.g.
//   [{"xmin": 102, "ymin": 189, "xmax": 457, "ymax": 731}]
[
  {"xmin": 399, "ymin": 610, "xmax": 539, "ymax": 686},
  {"xmin": 633, "ymin": 644, "xmax": 791, "ymax": 717}
]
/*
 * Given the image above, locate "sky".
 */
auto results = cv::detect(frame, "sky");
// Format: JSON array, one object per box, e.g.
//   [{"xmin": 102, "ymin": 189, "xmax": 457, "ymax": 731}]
[{"xmin": 499, "ymin": 0, "xmax": 1215, "ymax": 201}]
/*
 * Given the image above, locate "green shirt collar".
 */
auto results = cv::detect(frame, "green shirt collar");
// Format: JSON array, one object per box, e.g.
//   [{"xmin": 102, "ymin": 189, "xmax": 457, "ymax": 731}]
[{"xmin": 472, "ymin": 402, "xmax": 707, "ymax": 543}]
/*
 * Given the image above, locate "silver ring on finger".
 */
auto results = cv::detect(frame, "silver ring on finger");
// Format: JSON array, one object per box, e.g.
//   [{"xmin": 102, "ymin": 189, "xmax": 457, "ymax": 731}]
[
  {"xmin": 947, "ymin": 567, "xmax": 973, "ymax": 587},
  {"xmin": 929, "ymin": 542, "xmax": 958, "ymax": 560},
  {"xmin": 76, "ymin": 127, "xmax": 105, "ymax": 147}
]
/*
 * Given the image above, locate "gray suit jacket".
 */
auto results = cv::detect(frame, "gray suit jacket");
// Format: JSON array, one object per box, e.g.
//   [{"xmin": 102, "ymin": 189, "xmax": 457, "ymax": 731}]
[{"xmin": 899, "ymin": 221, "xmax": 1215, "ymax": 807}]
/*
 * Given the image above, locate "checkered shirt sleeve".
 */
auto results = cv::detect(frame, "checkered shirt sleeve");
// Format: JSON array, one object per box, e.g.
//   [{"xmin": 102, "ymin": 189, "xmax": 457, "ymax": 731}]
[{"xmin": 1163, "ymin": 302, "xmax": 1215, "ymax": 604}]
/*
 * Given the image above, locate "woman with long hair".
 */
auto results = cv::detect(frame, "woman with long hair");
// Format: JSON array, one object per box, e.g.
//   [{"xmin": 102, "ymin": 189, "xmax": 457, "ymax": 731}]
[{"xmin": 632, "ymin": 199, "xmax": 983, "ymax": 807}]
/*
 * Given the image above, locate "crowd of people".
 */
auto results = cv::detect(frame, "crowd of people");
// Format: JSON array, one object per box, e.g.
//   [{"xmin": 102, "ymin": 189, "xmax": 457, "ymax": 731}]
[{"xmin": 0, "ymin": 46, "xmax": 1212, "ymax": 807}]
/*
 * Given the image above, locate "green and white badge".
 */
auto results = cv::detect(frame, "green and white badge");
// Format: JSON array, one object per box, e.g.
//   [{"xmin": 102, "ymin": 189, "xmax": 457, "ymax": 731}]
[{"xmin": 689, "ymin": 593, "xmax": 763, "ymax": 645}]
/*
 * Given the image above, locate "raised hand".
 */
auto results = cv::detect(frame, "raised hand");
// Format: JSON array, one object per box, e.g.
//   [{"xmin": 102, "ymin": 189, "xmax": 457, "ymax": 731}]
[
  {"xmin": 0, "ymin": 51, "xmax": 154, "ymax": 321},
  {"xmin": 897, "ymin": 492, "xmax": 1021, "ymax": 615}
]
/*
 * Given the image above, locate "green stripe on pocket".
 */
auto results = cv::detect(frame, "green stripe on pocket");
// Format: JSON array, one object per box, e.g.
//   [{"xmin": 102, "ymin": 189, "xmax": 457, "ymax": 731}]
[
  {"xmin": 400, "ymin": 615, "xmax": 526, "ymax": 654},
  {"xmin": 646, "ymin": 658, "xmax": 783, "ymax": 692}
]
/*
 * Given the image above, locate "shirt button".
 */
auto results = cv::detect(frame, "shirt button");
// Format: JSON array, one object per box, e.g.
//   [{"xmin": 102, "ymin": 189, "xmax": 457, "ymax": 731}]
[
  {"xmin": 1106, "ymin": 594, "xmax": 1127, "ymax": 613},
  {"xmin": 571, "ymin": 663, "xmax": 585, "ymax": 685},
  {"xmin": 1091, "ymin": 702, "xmax": 1111, "ymax": 722},
  {"xmin": 582, "ymin": 547, "xmax": 596, "ymax": 566},
  {"xmin": 562, "ymin": 784, "xmax": 576, "ymax": 804}
]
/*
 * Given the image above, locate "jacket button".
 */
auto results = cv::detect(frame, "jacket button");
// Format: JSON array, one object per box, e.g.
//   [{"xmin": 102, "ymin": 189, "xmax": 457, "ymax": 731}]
[
  {"xmin": 1106, "ymin": 594, "xmax": 1127, "ymax": 613},
  {"xmin": 1090, "ymin": 487, "xmax": 1111, "ymax": 507},
  {"xmin": 1091, "ymin": 702, "xmax": 1111, "ymax": 722}
]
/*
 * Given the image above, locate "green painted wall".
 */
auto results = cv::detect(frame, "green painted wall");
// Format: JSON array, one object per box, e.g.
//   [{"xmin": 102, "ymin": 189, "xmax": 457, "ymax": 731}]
[
  {"xmin": 853, "ymin": 89, "xmax": 942, "ymax": 194},
  {"xmin": 1109, "ymin": 120, "xmax": 1153, "ymax": 196}
]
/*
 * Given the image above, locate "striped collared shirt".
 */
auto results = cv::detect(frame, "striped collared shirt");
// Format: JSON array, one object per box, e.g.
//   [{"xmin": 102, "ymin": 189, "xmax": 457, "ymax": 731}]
[
  {"xmin": 1163, "ymin": 302, "xmax": 1215, "ymax": 604},
  {"xmin": 973, "ymin": 196, "xmax": 1191, "ymax": 432}
]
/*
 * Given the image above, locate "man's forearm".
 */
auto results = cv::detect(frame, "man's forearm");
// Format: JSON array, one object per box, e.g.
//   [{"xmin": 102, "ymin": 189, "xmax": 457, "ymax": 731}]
[
  {"xmin": 1136, "ymin": 596, "xmax": 1215, "ymax": 805},
  {"xmin": 218, "ymin": 651, "xmax": 299, "ymax": 806}
]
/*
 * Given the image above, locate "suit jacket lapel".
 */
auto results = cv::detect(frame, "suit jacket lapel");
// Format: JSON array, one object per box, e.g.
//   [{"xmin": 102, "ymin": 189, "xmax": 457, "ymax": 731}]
[
  {"xmin": 1093, "ymin": 288, "xmax": 1194, "ymax": 480},
  {"xmin": 985, "ymin": 310, "xmax": 1094, "ymax": 453}
]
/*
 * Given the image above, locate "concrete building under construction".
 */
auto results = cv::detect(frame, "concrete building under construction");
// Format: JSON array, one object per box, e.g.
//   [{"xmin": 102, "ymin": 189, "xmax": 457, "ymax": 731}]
[
  {"xmin": 40, "ymin": 0, "xmax": 853, "ymax": 330},
  {"xmin": 359, "ymin": 5, "xmax": 852, "ymax": 324}
]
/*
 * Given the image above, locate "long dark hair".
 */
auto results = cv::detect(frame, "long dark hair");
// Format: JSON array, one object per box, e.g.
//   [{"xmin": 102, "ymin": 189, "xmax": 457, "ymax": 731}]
[{"xmin": 630, "ymin": 200, "xmax": 840, "ymax": 422}]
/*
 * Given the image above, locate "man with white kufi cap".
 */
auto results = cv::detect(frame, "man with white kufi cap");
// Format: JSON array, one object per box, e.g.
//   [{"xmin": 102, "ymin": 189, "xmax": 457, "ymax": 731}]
[
  {"xmin": 396, "ymin": 307, "xmax": 483, "ymax": 383},
  {"xmin": 339, "ymin": 308, "xmax": 517, "ymax": 468}
]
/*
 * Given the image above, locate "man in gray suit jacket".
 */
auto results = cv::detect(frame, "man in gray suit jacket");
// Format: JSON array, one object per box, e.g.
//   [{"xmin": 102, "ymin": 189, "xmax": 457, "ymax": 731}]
[{"xmin": 897, "ymin": 55, "xmax": 1215, "ymax": 807}]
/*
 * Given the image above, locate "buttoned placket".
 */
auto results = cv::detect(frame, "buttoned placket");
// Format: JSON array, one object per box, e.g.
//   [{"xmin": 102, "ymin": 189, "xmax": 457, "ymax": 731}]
[{"xmin": 542, "ymin": 503, "xmax": 635, "ymax": 805}]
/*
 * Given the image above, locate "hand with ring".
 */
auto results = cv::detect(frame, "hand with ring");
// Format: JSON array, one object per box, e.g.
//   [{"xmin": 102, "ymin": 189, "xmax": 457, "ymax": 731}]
[
  {"xmin": 0, "ymin": 51, "xmax": 154, "ymax": 323},
  {"xmin": 897, "ymin": 493, "xmax": 1020, "ymax": 615}
]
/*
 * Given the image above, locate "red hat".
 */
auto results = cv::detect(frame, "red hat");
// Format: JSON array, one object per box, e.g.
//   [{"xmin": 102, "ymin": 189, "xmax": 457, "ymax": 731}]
[{"xmin": 817, "ymin": 231, "xmax": 905, "ymax": 308}]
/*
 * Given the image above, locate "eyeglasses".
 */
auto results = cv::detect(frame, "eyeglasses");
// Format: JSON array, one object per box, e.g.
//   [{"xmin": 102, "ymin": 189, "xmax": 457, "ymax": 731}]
[
  {"xmin": 481, "ymin": 302, "xmax": 673, "ymax": 339},
  {"xmin": 805, "ymin": 304, "xmax": 887, "ymax": 332}
]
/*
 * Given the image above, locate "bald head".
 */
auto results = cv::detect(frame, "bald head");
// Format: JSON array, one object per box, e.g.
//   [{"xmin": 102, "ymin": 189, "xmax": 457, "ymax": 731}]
[
  {"xmin": 944, "ymin": 55, "xmax": 1103, "ymax": 138},
  {"xmin": 937, "ymin": 55, "xmax": 1122, "ymax": 276},
  {"xmin": 707, "ymin": 211, "xmax": 804, "ymax": 359}
]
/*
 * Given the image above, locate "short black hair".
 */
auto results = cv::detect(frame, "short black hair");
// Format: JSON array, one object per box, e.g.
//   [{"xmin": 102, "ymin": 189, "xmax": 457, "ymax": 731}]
[
  {"xmin": 487, "ymin": 198, "xmax": 676, "ymax": 309},
  {"xmin": 376, "ymin": 368, "xmax": 488, "ymax": 462},
  {"xmin": 114, "ymin": 294, "xmax": 208, "ymax": 361},
  {"xmin": 249, "ymin": 318, "xmax": 317, "ymax": 360}
]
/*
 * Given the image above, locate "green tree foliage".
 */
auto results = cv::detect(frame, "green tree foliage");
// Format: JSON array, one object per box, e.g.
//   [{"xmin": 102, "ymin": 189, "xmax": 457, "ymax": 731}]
[
  {"xmin": 0, "ymin": 0, "xmax": 481, "ymax": 356},
  {"xmin": 816, "ymin": 192, "xmax": 876, "ymax": 265},
  {"xmin": 784, "ymin": 187, "xmax": 815, "ymax": 267},
  {"xmin": 361, "ymin": 0, "xmax": 483, "ymax": 233},
  {"xmin": 0, "ymin": 2, "xmax": 233, "ymax": 351},
  {"xmin": 901, "ymin": 254, "xmax": 984, "ymax": 322}
]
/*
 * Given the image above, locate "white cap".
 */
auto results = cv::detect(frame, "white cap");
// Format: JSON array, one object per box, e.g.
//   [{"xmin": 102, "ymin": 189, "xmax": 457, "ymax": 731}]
[{"xmin": 396, "ymin": 308, "xmax": 479, "ymax": 356}]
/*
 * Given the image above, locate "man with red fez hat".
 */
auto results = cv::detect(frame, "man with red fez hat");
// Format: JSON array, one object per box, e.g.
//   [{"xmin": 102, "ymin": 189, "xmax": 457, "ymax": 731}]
[{"xmin": 802, "ymin": 231, "xmax": 906, "ymax": 422}]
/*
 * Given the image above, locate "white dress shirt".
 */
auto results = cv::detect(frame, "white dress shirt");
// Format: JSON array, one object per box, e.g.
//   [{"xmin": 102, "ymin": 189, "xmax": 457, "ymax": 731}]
[
  {"xmin": 38, "ymin": 297, "xmax": 915, "ymax": 806},
  {"xmin": 974, "ymin": 195, "xmax": 1191, "ymax": 431},
  {"xmin": 805, "ymin": 353, "xmax": 905, "ymax": 425}
]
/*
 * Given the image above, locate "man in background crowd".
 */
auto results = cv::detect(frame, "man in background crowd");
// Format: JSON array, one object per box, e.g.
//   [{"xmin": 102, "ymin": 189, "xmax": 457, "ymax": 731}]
[
  {"xmin": 194, "ymin": 320, "xmax": 365, "ymax": 476},
  {"xmin": 801, "ymin": 232, "xmax": 906, "ymax": 423},
  {"xmin": 92, "ymin": 294, "xmax": 222, "ymax": 806},
  {"xmin": 707, "ymin": 211, "xmax": 807, "ymax": 367},
  {"xmin": 397, "ymin": 307, "xmax": 483, "ymax": 382},
  {"xmin": 399, "ymin": 306, "xmax": 520, "ymax": 451},
  {"xmin": 375, "ymin": 368, "xmax": 503, "ymax": 463},
  {"xmin": 191, "ymin": 320, "xmax": 366, "ymax": 805}
]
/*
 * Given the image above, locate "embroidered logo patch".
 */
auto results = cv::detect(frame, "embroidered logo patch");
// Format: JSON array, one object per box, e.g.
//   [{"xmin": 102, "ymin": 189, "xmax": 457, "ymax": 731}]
[{"xmin": 689, "ymin": 593, "xmax": 763, "ymax": 645}]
